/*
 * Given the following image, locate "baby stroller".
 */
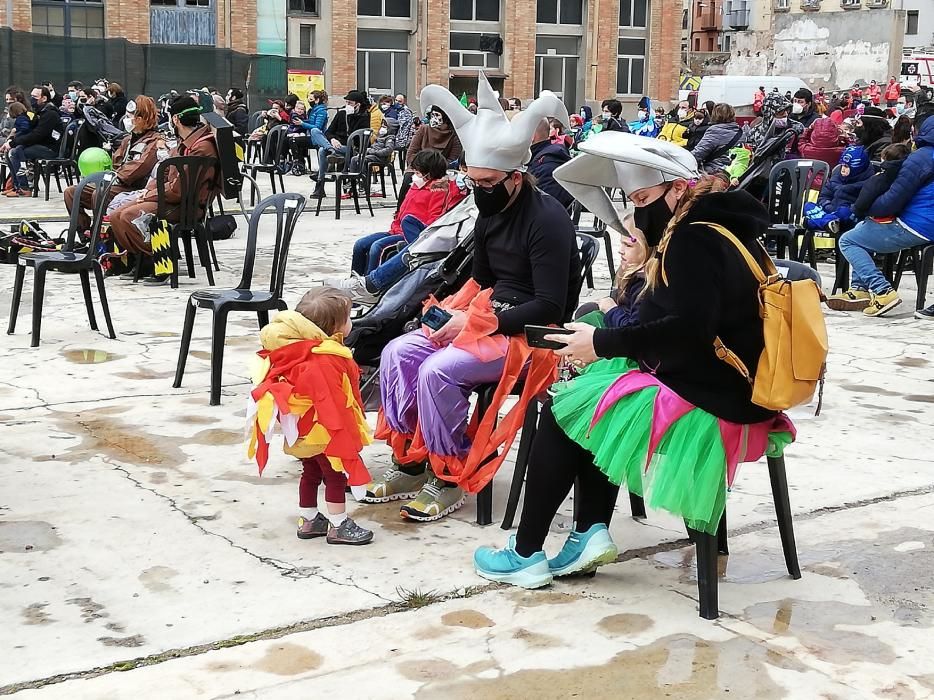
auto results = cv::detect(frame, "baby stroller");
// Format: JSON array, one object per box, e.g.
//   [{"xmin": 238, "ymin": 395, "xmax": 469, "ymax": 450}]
[
  {"xmin": 79, "ymin": 105, "xmax": 128, "ymax": 153},
  {"xmin": 733, "ymin": 130, "xmax": 797, "ymax": 200},
  {"xmin": 347, "ymin": 196, "xmax": 478, "ymax": 408}
]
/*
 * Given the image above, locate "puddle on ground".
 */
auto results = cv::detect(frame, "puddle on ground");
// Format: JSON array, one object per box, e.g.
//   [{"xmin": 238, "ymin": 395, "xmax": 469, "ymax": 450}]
[
  {"xmin": 178, "ymin": 415, "xmax": 220, "ymax": 425},
  {"xmin": 896, "ymin": 357, "xmax": 929, "ymax": 368},
  {"xmin": 0, "ymin": 521, "xmax": 62, "ymax": 553},
  {"xmin": 252, "ymin": 643, "xmax": 322, "ymax": 676},
  {"xmin": 398, "ymin": 659, "xmax": 461, "ymax": 683},
  {"xmin": 874, "ymin": 413, "xmax": 917, "ymax": 424},
  {"xmin": 139, "ymin": 566, "xmax": 179, "ymax": 593},
  {"xmin": 839, "ymin": 384, "xmax": 902, "ymax": 397},
  {"xmin": 365, "ymin": 502, "xmax": 419, "ymax": 534},
  {"xmin": 115, "ymin": 367, "xmax": 177, "ymax": 380},
  {"xmin": 509, "ymin": 589, "xmax": 580, "ymax": 608},
  {"xmin": 150, "ymin": 472, "xmax": 168, "ymax": 484},
  {"xmin": 225, "ymin": 336, "xmax": 259, "ymax": 347},
  {"xmin": 61, "ymin": 349, "xmax": 122, "ymax": 364},
  {"xmin": 413, "ymin": 625, "xmax": 452, "ymax": 641},
  {"xmin": 511, "ymin": 627, "xmax": 563, "ymax": 649},
  {"xmin": 188, "ymin": 429, "xmax": 243, "ymax": 446},
  {"xmin": 441, "ymin": 610, "xmax": 495, "ymax": 629},
  {"xmin": 190, "ymin": 350, "xmax": 213, "ymax": 361},
  {"xmin": 22, "ymin": 603, "xmax": 53, "ymax": 625},
  {"xmin": 42, "ymin": 412, "xmax": 189, "ymax": 469},
  {"xmin": 904, "ymin": 394, "xmax": 934, "ymax": 403},
  {"xmin": 148, "ymin": 331, "xmax": 180, "ymax": 337},
  {"xmin": 415, "ymin": 634, "xmax": 794, "ymax": 700},
  {"xmin": 97, "ymin": 634, "xmax": 146, "ymax": 648},
  {"xmin": 597, "ymin": 613, "xmax": 653, "ymax": 636},
  {"xmin": 66, "ymin": 597, "xmax": 108, "ymax": 623}
]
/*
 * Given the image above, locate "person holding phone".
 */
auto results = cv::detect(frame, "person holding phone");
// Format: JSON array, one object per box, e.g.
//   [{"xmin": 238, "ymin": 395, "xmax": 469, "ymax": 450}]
[
  {"xmin": 475, "ymin": 134, "xmax": 794, "ymax": 589},
  {"xmin": 364, "ymin": 75, "xmax": 578, "ymax": 524}
]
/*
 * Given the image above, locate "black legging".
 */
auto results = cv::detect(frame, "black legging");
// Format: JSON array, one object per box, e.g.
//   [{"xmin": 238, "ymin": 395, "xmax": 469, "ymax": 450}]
[{"xmin": 514, "ymin": 400, "xmax": 620, "ymax": 557}]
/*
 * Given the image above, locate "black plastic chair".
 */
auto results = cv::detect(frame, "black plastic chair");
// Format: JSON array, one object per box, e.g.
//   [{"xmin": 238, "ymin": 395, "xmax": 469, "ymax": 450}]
[
  {"xmin": 7, "ymin": 171, "xmax": 116, "ymax": 347},
  {"xmin": 890, "ymin": 244, "xmax": 934, "ymax": 309},
  {"xmin": 245, "ymin": 110, "xmax": 267, "ymax": 163},
  {"xmin": 370, "ymin": 151, "xmax": 399, "ymax": 200},
  {"xmin": 32, "ymin": 120, "xmax": 81, "ymax": 201},
  {"xmin": 571, "ymin": 200, "xmax": 616, "ymax": 287},
  {"xmin": 248, "ymin": 124, "xmax": 289, "ymax": 206},
  {"xmin": 470, "ymin": 233, "xmax": 600, "ymax": 526},
  {"xmin": 150, "ymin": 155, "xmax": 219, "ymax": 289},
  {"xmin": 315, "ymin": 128, "xmax": 374, "ymax": 220},
  {"xmin": 173, "ymin": 192, "xmax": 306, "ymax": 406},
  {"xmin": 764, "ymin": 159, "xmax": 829, "ymax": 269}
]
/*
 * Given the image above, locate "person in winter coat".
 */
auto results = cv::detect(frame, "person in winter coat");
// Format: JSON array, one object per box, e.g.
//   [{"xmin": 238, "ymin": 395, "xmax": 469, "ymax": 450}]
[
  {"xmin": 363, "ymin": 118, "xmax": 398, "ymax": 173},
  {"xmin": 326, "ymin": 149, "xmax": 467, "ymax": 302},
  {"xmin": 528, "ymin": 118, "xmax": 573, "ymax": 209},
  {"xmin": 395, "ymin": 105, "xmax": 463, "ymax": 208},
  {"xmin": 394, "ymin": 95, "xmax": 416, "ymax": 152},
  {"xmin": 690, "ymin": 103, "xmax": 743, "ymax": 176},
  {"xmin": 658, "ymin": 100, "xmax": 694, "ymax": 147},
  {"xmin": 799, "ymin": 117, "xmax": 845, "ymax": 168},
  {"xmin": 856, "ymin": 107, "xmax": 893, "ymax": 160},
  {"xmin": 686, "ymin": 109, "xmax": 710, "ymax": 151},
  {"xmin": 601, "ymin": 99, "xmax": 630, "ymax": 134},
  {"xmin": 885, "ymin": 78, "xmax": 901, "ymax": 108},
  {"xmin": 852, "ymin": 142, "xmax": 911, "ymax": 220},
  {"xmin": 2, "ymin": 85, "xmax": 62, "ymax": 196},
  {"xmin": 803, "ymin": 145, "xmax": 873, "ymax": 232},
  {"xmin": 312, "ymin": 90, "xmax": 373, "ymax": 198},
  {"xmin": 791, "ymin": 88, "xmax": 820, "ymax": 130},
  {"xmin": 575, "ymin": 105, "xmax": 594, "ymax": 144},
  {"xmin": 748, "ymin": 93, "xmax": 803, "ymax": 150},
  {"xmin": 628, "ymin": 96, "xmax": 658, "ymax": 137},
  {"xmin": 830, "ymin": 113, "xmax": 934, "ymax": 317},
  {"xmin": 289, "ymin": 90, "xmax": 329, "ymax": 168},
  {"xmin": 225, "ymin": 88, "xmax": 250, "ymax": 135}
]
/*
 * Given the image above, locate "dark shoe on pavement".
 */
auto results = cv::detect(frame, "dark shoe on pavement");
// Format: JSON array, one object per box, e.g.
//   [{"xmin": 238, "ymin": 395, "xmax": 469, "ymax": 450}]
[
  {"xmin": 297, "ymin": 513, "xmax": 330, "ymax": 540},
  {"xmin": 143, "ymin": 274, "xmax": 170, "ymax": 286},
  {"xmin": 312, "ymin": 182, "xmax": 327, "ymax": 199},
  {"xmin": 914, "ymin": 304, "xmax": 934, "ymax": 320},
  {"xmin": 326, "ymin": 517, "xmax": 374, "ymax": 545}
]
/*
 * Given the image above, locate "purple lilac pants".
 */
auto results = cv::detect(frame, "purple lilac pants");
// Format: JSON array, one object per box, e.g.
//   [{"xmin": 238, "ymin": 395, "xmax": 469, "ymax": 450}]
[{"xmin": 380, "ymin": 330, "xmax": 507, "ymax": 458}]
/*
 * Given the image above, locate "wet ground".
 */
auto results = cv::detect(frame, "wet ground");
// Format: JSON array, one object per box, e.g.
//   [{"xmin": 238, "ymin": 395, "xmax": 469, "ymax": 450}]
[{"xmin": 1, "ymin": 182, "xmax": 933, "ymax": 698}]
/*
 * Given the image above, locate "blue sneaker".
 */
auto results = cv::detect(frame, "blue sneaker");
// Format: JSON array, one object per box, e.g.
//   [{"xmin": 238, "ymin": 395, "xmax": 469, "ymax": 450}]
[
  {"xmin": 548, "ymin": 524, "xmax": 619, "ymax": 577},
  {"xmin": 474, "ymin": 535, "xmax": 553, "ymax": 589}
]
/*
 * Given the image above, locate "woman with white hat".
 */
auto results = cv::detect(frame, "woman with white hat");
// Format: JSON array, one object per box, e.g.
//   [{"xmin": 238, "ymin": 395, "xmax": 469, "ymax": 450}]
[
  {"xmin": 363, "ymin": 74, "xmax": 580, "ymax": 523},
  {"xmin": 474, "ymin": 132, "xmax": 795, "ymax": 589}
]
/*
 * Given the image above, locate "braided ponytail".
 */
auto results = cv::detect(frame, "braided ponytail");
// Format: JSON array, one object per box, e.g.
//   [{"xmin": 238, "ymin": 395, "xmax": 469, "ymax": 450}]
[{"xmin": 643, "ymin": 176, "xmax": 728, "ymax": 293}]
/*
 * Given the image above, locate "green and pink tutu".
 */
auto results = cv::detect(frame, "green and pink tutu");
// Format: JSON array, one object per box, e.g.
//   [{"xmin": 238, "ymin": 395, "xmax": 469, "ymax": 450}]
[{"xmin": 551, "ymin": 359, "xmax": 796, "ymax": 535}]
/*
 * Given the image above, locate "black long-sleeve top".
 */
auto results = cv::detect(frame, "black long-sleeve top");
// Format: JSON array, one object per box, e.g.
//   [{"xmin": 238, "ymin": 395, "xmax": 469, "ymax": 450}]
[
  {"xmin": 592, "ymin": 190, "xmax": 776, "ymax": 425},
  {"xmin": 472, "ymin": 184, "xmax": 581, "ymax": 337}
]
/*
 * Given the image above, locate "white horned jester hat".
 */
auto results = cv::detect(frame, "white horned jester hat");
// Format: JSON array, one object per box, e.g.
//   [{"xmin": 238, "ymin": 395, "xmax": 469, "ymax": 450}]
[{"xmin": 419, "ymin": 71, "xmax": 570, "ymax": 172}]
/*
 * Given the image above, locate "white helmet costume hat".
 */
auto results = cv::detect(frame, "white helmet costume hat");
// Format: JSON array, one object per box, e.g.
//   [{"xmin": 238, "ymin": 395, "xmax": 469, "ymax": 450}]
[
  {"xmin": 553, "ymin": 132, "xmax": 700, "ymax": 235},
  {"xmin": 419, "ymin": 71, "xmax": 569, "ymax": 173}
]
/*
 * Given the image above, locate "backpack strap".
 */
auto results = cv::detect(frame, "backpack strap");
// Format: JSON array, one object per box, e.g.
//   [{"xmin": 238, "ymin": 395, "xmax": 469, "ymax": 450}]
[{"xmin": 694, "ymin": 221, "xmax": 776, "ymax": 385}]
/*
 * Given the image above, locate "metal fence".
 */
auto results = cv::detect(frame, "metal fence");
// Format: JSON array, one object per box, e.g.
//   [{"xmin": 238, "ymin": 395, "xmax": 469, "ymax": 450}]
[{"xmin": 0, "ymin": 28, "xmax": 324, "ymax": 110}]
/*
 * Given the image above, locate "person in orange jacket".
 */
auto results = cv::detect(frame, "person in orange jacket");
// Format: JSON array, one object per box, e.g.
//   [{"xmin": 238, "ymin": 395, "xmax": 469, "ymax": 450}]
[{"xmin": 885, "ymin": 77, "xmax": 902, "ymax": 108}]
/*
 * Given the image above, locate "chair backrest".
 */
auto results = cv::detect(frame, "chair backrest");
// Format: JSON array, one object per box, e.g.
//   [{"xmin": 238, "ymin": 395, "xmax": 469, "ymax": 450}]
[
  {"xmin": 155, "ymin": 155, "xmax": 219, "ymax": 230},
  {"xmin": 237, "ymin": 192, "xmax": 307, "ymax": 294},
  {"xmin": 62, "ymin": 170, "xmax": 116, "ymax": 252},
  {"xmin": 766, "ymin": 158, "xmax": 830, "ymax": 227},
  {"xmin": 570, "ymin": 200, "xmax": 608, "ymax": 232},
  {"xmin": 576, "ymin": 232, "xmax": 601, "ymax": 295},
  {"xmin": 248, "ymin": 110, "xmax": 265, "ymax": 132},
  {"xmin": 55, "ymin": 120, "xmax": 80, "ymax": 159},
  {"xmin": 261, "ymin": 124, "xmax": 289, "ymax": 165},
  {"xmin": 343, "ymin": 128, "xmax": 373, "ymax": 174}
]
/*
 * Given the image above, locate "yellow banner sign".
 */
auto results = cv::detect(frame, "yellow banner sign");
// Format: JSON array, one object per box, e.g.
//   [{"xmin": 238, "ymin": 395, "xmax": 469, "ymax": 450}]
[{"xmin": 287, "ymin": 70, "xmax": 325, "ymax": 107}]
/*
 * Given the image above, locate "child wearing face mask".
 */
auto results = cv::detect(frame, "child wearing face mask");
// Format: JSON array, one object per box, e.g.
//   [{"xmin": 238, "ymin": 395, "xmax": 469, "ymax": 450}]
[{"xmin": 361, "ymin": 118, "xmax": 399, "ymax": 198}]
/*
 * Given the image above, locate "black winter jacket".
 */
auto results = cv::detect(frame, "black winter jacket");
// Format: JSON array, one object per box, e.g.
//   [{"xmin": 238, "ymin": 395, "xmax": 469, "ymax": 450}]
[
  {"xmin": 528, "ymin": 140, "xmax": 573, "ymax": 209},
  {"xmin": 12, "ymin": 103, "xmax": 62, "ymax": 151}
]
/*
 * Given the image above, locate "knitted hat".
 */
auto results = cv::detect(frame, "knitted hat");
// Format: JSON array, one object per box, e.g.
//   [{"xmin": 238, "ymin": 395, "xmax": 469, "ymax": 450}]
[
  {"xmin": 553, "ymin": 131, "xmax": 699, "ymax": 235},
  {"xmin": 418, "ymin": 71, "xmax": 568, "ymax": 172},
  {"xmin": 841, "ymin": 145, "xmax": 870, "ymax": 176}
]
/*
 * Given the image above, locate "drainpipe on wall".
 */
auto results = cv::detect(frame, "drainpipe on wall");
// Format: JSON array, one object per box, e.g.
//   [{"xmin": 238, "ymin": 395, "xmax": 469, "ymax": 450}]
[
  {"xmin": 6, "ymin": 0, "xmax": 12, "ymax": 28},
  {"xmin": 590, "ymin": 0, "xmax": 601, "ymax": 100}
]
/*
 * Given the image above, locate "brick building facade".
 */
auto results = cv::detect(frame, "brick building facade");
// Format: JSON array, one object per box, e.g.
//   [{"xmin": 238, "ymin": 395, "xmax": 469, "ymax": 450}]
[{"xmin": 2, "ymin": 0, "xmax": 680, "ymax": 109}]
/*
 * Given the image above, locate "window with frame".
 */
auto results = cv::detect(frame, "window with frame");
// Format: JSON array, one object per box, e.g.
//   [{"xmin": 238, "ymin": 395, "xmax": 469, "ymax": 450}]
[
  {"xmin": 289, "ymin": 0, "xmax": 318, "ymax": 14},
  {"xmin": 451, "ymin": 0, "xmax": 499, "ymax": 21},
  {"xmin": 907, "ymin": 10, "xmax": 919, "ymax": 34},
  {"xmin": 299, "ymin": 24, "xmax": 315, "ymax": 55},
  {"xmin": 619, "ymin": 0, "xmax": 647, "ymax": 28},
  {"xmin": 449, "ymin": 31, "xmax": 502, "ymax": 69},
  {"xmin": 150, "ymin": 0, "xmax": 212, "ymax": 5},
  {"xmin": 536, "ymin": 0, "xmax": 583, "ymax": 24},
  {"xmin": 357, "ymin": 29, "xmax": 409, "ymax": 96},
  {"xmin": 358, "ymin": 0, "xmax": 411, "ymax": 17},
  {"xmin": 616, "ymin": 37, "xmax": 645, "ymax": 95},
  {"xmin": 33, "ymin": 0, "xmax": 104, "ymax": 38},
  {"xmin": 682, "ymin": 8, "xmax": 688, "ymax": 28}
]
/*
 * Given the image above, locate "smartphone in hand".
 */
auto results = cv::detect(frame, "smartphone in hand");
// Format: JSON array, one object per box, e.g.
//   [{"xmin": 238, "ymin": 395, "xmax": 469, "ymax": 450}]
[
  {"xmin": 525, "ymin": 325, "xmax": 574, "ymax": 350},
  {"xmin": 422, "ymin": 306, "xmax": 453, "ymax": 331}
]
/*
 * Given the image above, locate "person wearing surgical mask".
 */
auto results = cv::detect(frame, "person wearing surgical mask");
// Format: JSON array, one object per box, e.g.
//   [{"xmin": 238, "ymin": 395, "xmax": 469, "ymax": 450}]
[
  {"xmin": 64, "ymin": 95, "xmax": 165, "ymax": 232},
  {"xmin": 790, "ymin": 88, "xmax": 818, "ymax": 129},
  {"xmin": 393, "ymin": 105, "xmax": 462, "ymax": 210},
  {"xmin": 599, "ymin": 98, "xmax": 629, "ymax": 134},
  {"xmin": 312, "ymin": 89, "xmax": 373, "ymax": 198},
  {"xmin": 361, "ymin": 117, "xmax": 399, "ymax": 197}
]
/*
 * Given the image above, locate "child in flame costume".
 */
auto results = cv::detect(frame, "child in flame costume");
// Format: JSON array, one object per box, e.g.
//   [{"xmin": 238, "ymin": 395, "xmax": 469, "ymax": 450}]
[{"xmin": 248, "ymin": 287, "xmax": 375, "ymax": 545}]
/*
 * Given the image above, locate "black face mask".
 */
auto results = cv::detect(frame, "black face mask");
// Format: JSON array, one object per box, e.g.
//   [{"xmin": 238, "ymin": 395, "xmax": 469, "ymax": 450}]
[
  {"xmin": 633, "ymin": 186, "xmax": 674, "ymax": 247},
  {"xmin": 473, "ymin": 175, "xmax": 515, "ymax": 217}
]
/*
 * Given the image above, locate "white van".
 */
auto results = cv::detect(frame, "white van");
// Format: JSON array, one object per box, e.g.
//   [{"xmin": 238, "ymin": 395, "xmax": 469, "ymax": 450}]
[{"xmin": 697, "ymin": 76, "xmax": 808, "ymax": 115}]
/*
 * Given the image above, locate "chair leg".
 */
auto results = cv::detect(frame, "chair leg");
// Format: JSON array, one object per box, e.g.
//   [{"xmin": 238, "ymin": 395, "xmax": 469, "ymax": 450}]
[
  {"xmin": 278, "ymin": 172, "xmax": 285, "ymax": 194},
  {"xmin": 268, "ymin": 170, "xmax": 276, "ymax": 195},
  {"xmin": 477, "ymin": 481, "xmax": 493, "ymax": 526},
  {"xmin": 43, "ymin": 170, "xmax": 51, "ymax": 201},
  {"xmin": 351, "ymin": 181, "xmax": 361, "ymax": 215},
  {"xmin": 692, "ymin": 527, "xmax": 720, "ymax": 620},
  {"xmin": 767, "ymin": 455, "xmax": 801, "ymax": 579},
  {"xmin": 335, "ymin": 178, "xmax": 342, "ymax": 221},
  {"xmin": 173, "ymin": 300, "xmax": 198, "ymax": 389},
  {"xmin": 501, "ymin": 397, "xmax": 539, "ymax": 530},
  {"xmin": 169, "ymin": 230, "xmax": 181, "ymax": 289},
  {"xmin": 315, "ymin": 182, "xmax": 324, "ymax": 217},
  {"xmin": 92, "ymin": 263, "xmax": 116, "ymax": 339},
  {"xmin": 133, "ymin": 253, "xmax": 143, "ymax": 283},
  {"xmin": 918, "ymin": 248, "xmax": 933, "ymax": 310},
  {"xmin": 194, "ymin": 229, "xmax": 215, "ymax": 286},
  {"xmin": 208, "ymin": 236, "xmax": 220, "ymax": 272},
  {"xmin": 629, "ymin": 492, "xmax": 646, "ymax": 518},
  {"xmin": 257, "ymin": 309, "xmax": 270, "ymax": 330},
  {"xmin": 7, "ymin": 263, "xmax": 26, "ymax": 334},
  {"xmin": 30, "ymin": 267, "xmax": 47, "ymax": 347},
  {"xmin": 79, "ymin": 269, "xmax": 98, "ymax": 331},
  {"xmin": 716, "ymin": 511, "xmax": 728, "ymax": 555},
  {"xmin": 209, "ymin": 309, "xmax": 229, "ymax": 406},
  {"xmin": 390, "ymin": 167, "xmax": 398, "ymax": 199},
  {"xmin": 365, "ymin": 182, "xmax": 374, "ymax": 217},
  {"xmin": 182, "ymin": 234, "xmax": 196, "ymax": 279},
  {"xmin": 603, "ymin": 232, "xmax": 616, "ymax": 280}
]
